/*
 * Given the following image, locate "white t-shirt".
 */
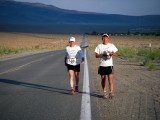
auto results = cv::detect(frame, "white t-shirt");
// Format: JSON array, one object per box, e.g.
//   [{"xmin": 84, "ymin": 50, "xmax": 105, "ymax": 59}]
[
  {"xmin": 95, "ymin": 43, "xmax": 118, "ymax": 67},
  {"xmin": 65, "ymin": 45, "xmax": 84, "ymax": 66}
]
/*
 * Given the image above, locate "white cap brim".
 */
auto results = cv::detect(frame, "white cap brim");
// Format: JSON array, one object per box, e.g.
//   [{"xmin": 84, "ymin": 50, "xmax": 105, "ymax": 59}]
[
  {"xmin": 69, "ymin": 37, "xmax": 75, "ymax": 42},
  {"xmin": 102, "ymin": 34, "xmax": 109, "ymax": 38}
]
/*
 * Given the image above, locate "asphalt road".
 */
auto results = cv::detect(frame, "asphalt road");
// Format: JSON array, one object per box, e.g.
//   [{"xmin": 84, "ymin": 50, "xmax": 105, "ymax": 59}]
[{"xmin": 0, "ymin": 37, "xmax": 100, "ymax": 120}]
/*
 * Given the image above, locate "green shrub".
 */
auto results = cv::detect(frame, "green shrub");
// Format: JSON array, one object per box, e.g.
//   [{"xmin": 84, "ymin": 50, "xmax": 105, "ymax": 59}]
[
  {"xmin": 118, "ymin": 47, "xmax": 136, "ymax": 58},
  {"xmin": 137, "ymin": 48, "xmax": 150, "ymax": 56},
  {"xmin": 149, "ymin": 63, "xmax": 157, "ymax": 71},
  {"xmin": 143, "ymin": 57, "xmax": 152, "ymax": 66},
  {"xmin": 149, "ymin": 49, "xmax": 160, "ymax": 60},
  {"xmin": 0, "ymin": 48, "xmax": 14, "ymax": 55},
  {"xmin": 118, "ymin": 47, "xmax": 159, "ymax": 70},
  {"xmin": 0, "ymin": 48, "xmax": 30, "ymax": 56}
]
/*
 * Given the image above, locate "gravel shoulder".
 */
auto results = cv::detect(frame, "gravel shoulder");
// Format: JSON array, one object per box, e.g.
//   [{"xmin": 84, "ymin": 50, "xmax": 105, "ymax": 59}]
[{"xmin": 87, "ymin": 48, "xmax": 160, "ymax": 120}]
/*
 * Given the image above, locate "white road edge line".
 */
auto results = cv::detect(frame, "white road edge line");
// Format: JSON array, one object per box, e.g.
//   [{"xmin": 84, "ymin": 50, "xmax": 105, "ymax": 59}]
[{"xmin": 80, "ymin": 48, "xmax": 91, "ymax": 120}]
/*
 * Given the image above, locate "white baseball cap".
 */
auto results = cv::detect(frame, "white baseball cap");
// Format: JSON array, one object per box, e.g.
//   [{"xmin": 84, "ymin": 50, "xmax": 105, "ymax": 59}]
[
  {"xmin": 69, "ymin": 37, "xmax": 75, "ymax": 42},
  {"xmin": 102, "ymin": 34, "xmax": 109, "ymax": 38}
]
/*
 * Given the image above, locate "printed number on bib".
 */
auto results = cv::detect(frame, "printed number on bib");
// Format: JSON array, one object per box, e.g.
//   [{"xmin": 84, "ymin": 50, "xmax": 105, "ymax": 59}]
[{"xmin": 69, "ymin": 58, "xmax": 76, "ymax": 64}]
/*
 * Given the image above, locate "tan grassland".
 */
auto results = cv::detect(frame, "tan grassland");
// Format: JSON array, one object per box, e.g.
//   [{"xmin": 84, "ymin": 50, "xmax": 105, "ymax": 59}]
[
  {"xmin": 0, "ymin": 32, "xmax": 82, "ymax": 59},
  {"xmin": 87, "ymin": 35, "xmax": 160, "ymax": 120},
  {"xmin": 87, "ymin": 35, "xmax": 160, "ymax": 48}
]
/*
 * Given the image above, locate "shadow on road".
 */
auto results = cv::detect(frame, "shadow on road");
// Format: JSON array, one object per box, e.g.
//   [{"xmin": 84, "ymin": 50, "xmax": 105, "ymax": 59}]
[
  {"xmin": 78, "ymin": 91, "xmax": 102, "ymax": 98},
  {"xmin": 0, "ymin": 78, "xmax": 70, "ymax": 95},
  {"xmin": 0, "ymin": 78, "xmax": 101, "ymax": 98}
]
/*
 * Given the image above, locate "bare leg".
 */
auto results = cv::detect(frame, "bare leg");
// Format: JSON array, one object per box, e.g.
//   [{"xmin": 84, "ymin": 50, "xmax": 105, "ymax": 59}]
[
  {"xmin": 69, "ymin": 70, "xmax": 74, "ymax": 89},
  {"xmin": 101, "ymin": 75, "xmax": 107, "ymax": 92},
  {"xmin": 108, "ymin": 74, "xmax": 114, "ymax": 93},
  {"xmin": 74, "ymin": 72, "xmax": 79, "ymax": 86}
]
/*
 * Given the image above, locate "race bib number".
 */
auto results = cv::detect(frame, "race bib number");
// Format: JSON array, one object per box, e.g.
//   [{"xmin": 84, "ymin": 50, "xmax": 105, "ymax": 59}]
[{"xmin": 68, "ymin": 58, "xmax": 76, "ymax": 64}]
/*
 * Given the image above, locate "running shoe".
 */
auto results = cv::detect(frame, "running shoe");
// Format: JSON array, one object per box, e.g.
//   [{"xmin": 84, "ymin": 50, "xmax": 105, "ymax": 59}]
[
  {"xmin": 70, "ymin": 89, "xmax": 75, "ymax": 95},
  {"xmin": 75, "ymin": 86, "xmax": 79, "ymax": 92},
  {"xmin": 103, "ymin": 92, "xmax": 108, "ymax": 99},
  {"xmin": 109, "ymin": 92, "xmax": 115, "ymax": 98}
]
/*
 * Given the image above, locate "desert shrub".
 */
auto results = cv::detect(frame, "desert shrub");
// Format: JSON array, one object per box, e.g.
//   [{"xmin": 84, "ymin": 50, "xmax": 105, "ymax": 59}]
[
  {"xmin": 118, "ymin": 47, "xmax": 136, "ymax": 58},
  {"xmin": 0, "ymin": 48, "xmax": 13, "ymax": 55},
  {"xmin": 137, "ymin": 48, "xmax": 150, "ymax": 56},
  {"xmin": 149, "ymin": 63, "xmax": 157, "ymax": 71},
  {"xmin": 149, "ymin": 49, "xmax": 160, "ymax": 60},
  {"xmin": 138, "ymin": 48, "xmax": 160, "ymax": 60},
  {"xmin": 118, "ymin": 47, "xmax": 159, "ymax": 70},
  {"xmin": 143, "ymin": 57, "xmax": 152, "ymax": 66},
  {"xmin": 0, "ymin": 48, "xmax": 29, "ymax": 56}
]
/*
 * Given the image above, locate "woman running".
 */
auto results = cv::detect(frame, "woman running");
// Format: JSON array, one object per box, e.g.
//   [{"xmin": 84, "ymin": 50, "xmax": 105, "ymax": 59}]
[{"xmin": 64, "ymin": 37, "xmax": 84, "ymax": 95}]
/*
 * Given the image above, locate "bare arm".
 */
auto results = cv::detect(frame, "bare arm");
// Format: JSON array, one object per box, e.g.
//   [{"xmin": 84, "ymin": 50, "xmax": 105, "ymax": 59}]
[
  {"xmin": 95, "ymin": 52, "xmax": 118, "ymax": 58},
  {"xmin": 108, "ymin": 51, "xmax": 118, "ymax": 56},
  {"xmin": 95, "ymin": 53, "xmax": 106, "ymax": 58}
]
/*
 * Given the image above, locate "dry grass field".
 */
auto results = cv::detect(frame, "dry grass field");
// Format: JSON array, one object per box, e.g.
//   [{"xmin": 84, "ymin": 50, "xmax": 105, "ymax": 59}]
[
  {"xmin": 0, "ymin": 32, "xmax": 82, "ymax": 49},
  {"xmin": 0, "ymin": 32, "xmax": 82, "ymax": 59},
  {"xmin": 87, "ymin": 35, "xmax": 160, "ymax": 120},
  {"xmin": 87, "ymin": 35, "xmax": 160, "ymax": 48}
]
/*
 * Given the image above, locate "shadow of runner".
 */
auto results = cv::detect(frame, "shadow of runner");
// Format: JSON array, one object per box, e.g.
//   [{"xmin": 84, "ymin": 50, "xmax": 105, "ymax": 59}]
[
  {"xmin": 0, "ymin": 78, "xmax": 70, "ymax": 95},
  {"xmin": 0, "ymin": 79, "xmax": 103, "ymax": 97},
  {"xmin": 78, "ymin": 91, "xmax": 102, "ymax": 98}
]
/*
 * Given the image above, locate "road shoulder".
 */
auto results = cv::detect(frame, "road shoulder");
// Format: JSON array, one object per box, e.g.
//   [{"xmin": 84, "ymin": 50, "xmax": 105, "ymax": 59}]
[{"xmin": 87, "ymin": 48, "xmax": 160, "ymax": 120}]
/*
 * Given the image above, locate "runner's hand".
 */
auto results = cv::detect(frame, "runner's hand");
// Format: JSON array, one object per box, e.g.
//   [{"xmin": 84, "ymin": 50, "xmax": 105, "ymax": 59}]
[
  {"xmin": 81, "ymin": 58, "xmax": 85, "ymax": 64},
  {"xmin": 81, "ymin": 60, "xmax": 84, "ymax": 64},
  {"xmin": 108, "ymin": 51, "xmax": 113, "ymax": 56}
]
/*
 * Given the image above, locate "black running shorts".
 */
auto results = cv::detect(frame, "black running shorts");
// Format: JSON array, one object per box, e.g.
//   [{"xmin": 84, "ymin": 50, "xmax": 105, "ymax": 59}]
[
  {"xmin": 98, "ymin": 66, "xmax": 114, "ymax": 75},
  {"xmin": 67, "ymin": 64, "xmax": 80, "ymax": 72}
]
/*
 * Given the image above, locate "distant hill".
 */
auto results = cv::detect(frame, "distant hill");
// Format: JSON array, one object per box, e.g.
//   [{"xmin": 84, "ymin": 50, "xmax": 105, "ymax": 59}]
[{"xmin": 0, "ymin": 0, "xmax": 160, "ymax": 33}]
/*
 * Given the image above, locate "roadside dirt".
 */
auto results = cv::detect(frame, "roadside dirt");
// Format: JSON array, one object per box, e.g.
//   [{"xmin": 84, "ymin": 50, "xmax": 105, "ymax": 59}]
[{"xmin": 87, "ymin": 48, "xmax": 160, "ymax": 120}]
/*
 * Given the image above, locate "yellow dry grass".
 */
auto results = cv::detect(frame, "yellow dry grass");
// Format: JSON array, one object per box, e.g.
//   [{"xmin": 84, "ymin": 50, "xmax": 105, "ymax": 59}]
[
  {"xmin": 0, "ymin": 32, "xmax": 82, "ymax": 50},
  {"xmin": 87, "ymin": 35, "xmax": 160, "ymax": 48}
]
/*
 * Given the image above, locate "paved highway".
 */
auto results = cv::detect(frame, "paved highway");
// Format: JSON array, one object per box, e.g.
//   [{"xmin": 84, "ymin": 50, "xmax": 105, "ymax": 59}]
[{"xmin": 0, "ymin": 35, "xmax": 100, "ymax": 120}]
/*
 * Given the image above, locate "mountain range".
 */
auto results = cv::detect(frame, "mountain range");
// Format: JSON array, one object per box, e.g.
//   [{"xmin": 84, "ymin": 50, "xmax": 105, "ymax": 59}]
[{"xmin": 0, "ymin": 0, "xmax": 160, "ymax": 33}]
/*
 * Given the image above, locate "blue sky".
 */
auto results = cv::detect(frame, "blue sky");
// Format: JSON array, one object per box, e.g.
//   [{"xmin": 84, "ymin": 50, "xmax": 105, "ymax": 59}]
[{"xmin": 15, "ymin": 0, "xmax": 160, "ymax": 16}]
